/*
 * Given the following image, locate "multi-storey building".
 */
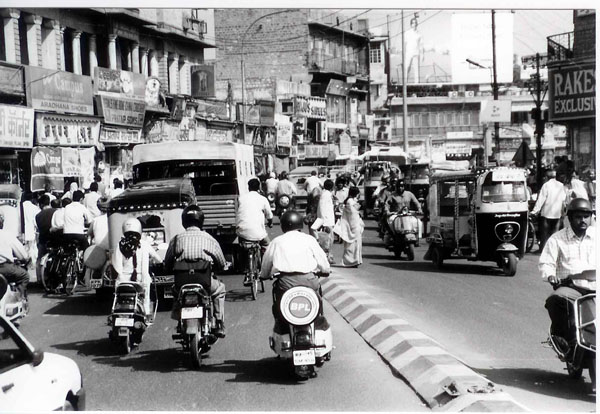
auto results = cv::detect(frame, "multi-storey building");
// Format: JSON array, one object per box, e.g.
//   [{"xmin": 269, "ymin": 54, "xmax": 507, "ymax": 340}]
[
  {"xmin": 546, "ymin": 10, "xmax": 595, "ymax": 173},
  {"xmin": 213, "ymin": 9, "xmax": 370, "ymax": 172},
  {"xmin": 0, "ymin": 8, "xmax": 216, "ymax": 192}
]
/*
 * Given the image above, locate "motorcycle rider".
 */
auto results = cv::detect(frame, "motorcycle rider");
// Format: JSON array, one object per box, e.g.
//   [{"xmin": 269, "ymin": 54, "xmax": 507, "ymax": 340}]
[
  {"xmin": 539, "ymin": 198, "xmax": 595, "ymax": 355},
  {"xmin": 275, "ymin": 171, "xmax": 297, "ymax": 208},
  {"xmin": 260, "ymin": 210, "xmax": 330, "ymax": 329},
  {"xmin": 383, "ymin": 179, "xmax": 422, "ymax": 247},
  {"xmin": 164, "ymin": 205, "xmax": 228, "ymax": 338},
  {"xmin": 0, "ymin": 211, "xmax": 31, "ymax": 309},
  {"xmin": 236, "ymin": 178, "xmax": 273, "ymax": 286},
  {"xmin": 265, "ymin": 172, "xmax": 279, "ymax": 196},
  {"xmin": 112, "ymin": 218, "xmax": 162, "ymax": 320},
  {"xmin": 62, "ymin": 190, "xmax": 93, "ymax": 250}
]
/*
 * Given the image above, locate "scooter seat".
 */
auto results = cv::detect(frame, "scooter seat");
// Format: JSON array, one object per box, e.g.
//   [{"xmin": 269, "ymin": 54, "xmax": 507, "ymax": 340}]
[{"xmin": 116, "ymin": 283, "xmax": 145, "ymax": 295}]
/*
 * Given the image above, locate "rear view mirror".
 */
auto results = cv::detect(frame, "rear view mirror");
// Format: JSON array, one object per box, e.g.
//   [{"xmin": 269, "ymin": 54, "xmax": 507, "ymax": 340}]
[{"xmin": 32, "ymin": 350, "xmax": 44, "ymax": 367}]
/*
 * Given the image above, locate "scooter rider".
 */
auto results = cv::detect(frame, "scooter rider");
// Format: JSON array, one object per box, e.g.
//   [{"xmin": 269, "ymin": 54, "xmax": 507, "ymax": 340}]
[
  {"xmin": 539, "ymin": 198, "xmax": 595, "ymax": 355},
  {"xmin": 0, "ymin": 211, "xmax": 30, "ymax": 309},
  {"xmin": 275, "ymin": 171, "xmax": 297, "ymax": 210},
  {"xmin": 112, "ymin": 218, "xmax": 162, "ymax": 320},
  {"xmin": 383, "ymin": 179, "xmax": 422, "ymax": 246},
  {"xmin": 165, "ymin": 205, "xmax": 228, "ymax": 338},
  {"xmin": 260, "ymin": 210, "xmax": 330, "ymax": 328}
]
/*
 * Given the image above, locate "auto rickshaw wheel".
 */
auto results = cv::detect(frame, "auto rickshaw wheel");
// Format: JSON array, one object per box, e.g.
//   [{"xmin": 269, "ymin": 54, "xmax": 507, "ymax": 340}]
[
  {"xmin": 501, "ymin": 253, "xmax": 517, "ymax": 277},
  {"xmin": 431, "ymin": 246, "xmax": 444, "ymax": 269},
  {"xmin": 406, "ymin": 244, "xmax": 415, "ymax": 261}
]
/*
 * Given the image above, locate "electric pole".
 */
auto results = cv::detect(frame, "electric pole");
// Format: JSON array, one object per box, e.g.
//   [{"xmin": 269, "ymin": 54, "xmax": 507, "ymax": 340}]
[
  {"xmin": 491, "ymin": 10, "xmax": 500, "ymax": 163},
  {"xmin": 530, "ymin": 52, "xmax": 547, "ymax": 190},
  {"xmin": 401, "ymin": 10, "xmax": 408, "ymax": 153}
]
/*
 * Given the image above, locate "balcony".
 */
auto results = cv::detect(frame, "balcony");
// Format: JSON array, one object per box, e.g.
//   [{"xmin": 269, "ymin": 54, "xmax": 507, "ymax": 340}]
[
  {"xmin": 309, "ymin": 50, "xmax": 367, "ymax": 77},
  {"xmin": 547, "ymin": 29, "xmax": 595, "ymax": 63}
]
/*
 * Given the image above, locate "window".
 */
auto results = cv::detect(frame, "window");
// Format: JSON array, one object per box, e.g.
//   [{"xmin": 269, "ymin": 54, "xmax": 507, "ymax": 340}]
[
  {"xmin": 324, "ymin": 40, "xmax": 330, "ymax": 54},
  {"xmin": 481, "ymin": 174, "xmax": 527, "ymax": 203},
  {"xmin": 370, "ymin": 45, "xmax": 381, "ymax": 63}
]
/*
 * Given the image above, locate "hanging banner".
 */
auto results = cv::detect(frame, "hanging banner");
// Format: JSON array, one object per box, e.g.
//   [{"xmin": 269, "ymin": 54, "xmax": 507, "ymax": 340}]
[
  {"xmin": 79, "ymin": 147, "xmax": 95, "ymax": 188},
  {"xmin": 25, "ymin": 66, "xmax": 94, "ymax": 115},
  {"xmin": 35, "ymin": 113, "xmax": 100, "ymax": 146},
  {"xmin": 94, "ymin": 67, "xmax": 146, "ymax": 98},
  {"xmin": 275, "ymin": 114, "xmax": 292, "ymax": 147},
  {"xmin": 144, "ymin": 77, "xmax": 169, "ymax": 113},
  {"xmin": 31, "ymin": 146, "xmax": 63, "ymax": 192},
  {"xmin": 0, "ymin": 105, "xmax": 34, "ymax": 149},
  {"xmin": 97, "ymin": 95, "xmax": 146, "ymax": 128},
  {"xmin": 61, "ymin": 147, "xmax": 80, "ymax": 177}
]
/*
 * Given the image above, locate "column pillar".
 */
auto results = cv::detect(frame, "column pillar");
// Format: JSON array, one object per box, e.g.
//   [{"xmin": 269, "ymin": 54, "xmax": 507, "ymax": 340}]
[
  {"xmin": 71, "ymin": 30, "xmax": 82, "ymax": 74},
  {"xmin": 178, "ymin": 56, "xmax": 189, "ymax": 95},
  {"xmin": 168, "ymin": 52, "xmax": 179, "ymax": 95},
  {"xmin": 24, "ymin": 14, "xmax": 43, "ymax": 66},
  {"xmin": 140, "ymin": 47, "xmax": 149, "ymax": 77},
  {"xmin": 59, "ymin": 26, "xmax": 66, "ymax": 71},
  {"xmin": 148, "ymin": 49, "xmax": 158, "ymax": 77},
  {"xmin": 108, "ymin": 34, "xmax": 117, "ymax": 70},
  {"xmin": 124, "ymin": 42, "xmax": 132, "ymax": 71},
  {"xmin": 1, "ymin": 9, "xmax": 20, "ymax": 64},
  {"xmin": 131, "ymin": 41, "xmax": 140, "ymax": 73},
  {"xmin": 88, "ymin": 34, "xmax": 98, "ymax": 75},
  {"xmin": 41, "ymin": 19, "xmax": 59, "ymax": 69}
]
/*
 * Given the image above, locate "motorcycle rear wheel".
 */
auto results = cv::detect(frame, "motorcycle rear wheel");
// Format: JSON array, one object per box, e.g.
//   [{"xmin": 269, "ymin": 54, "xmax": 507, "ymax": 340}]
[
  {"xmin": 406, "ymin": 244, "xmax": 415, "ymax": 261},
  {"xmin": 431, "ymin": 246, "xmax": 444, "ymax": 269},
  {"xmin": 190, "ymin": 333, "xmax": 202, "ymax": 369},
  {"xmin": 41, "ymin": 260, "xmax": 54, "ymax": 293},
  {"xmin": 120, "ymin": 334, "xmax": 131, "ymax": 354}
]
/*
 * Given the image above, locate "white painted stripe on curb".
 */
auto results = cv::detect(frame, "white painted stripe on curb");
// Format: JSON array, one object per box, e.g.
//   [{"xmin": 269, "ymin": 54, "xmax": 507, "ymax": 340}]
[
  {"xmin": 439, "ymin": 392, "xmax": 529, "ymax": 412},
  {"xmin": 361, "ymin": 319, "xmax": 390, "ymax": 340},
  {"xmin": 412, "ymin": 363, "xmax": 487, "ymax": 391},
  {"xmin": 348, "ymin": 308, "xmax": 378, "ymax": 327},
  {"xmin": 376, "ymin": 335, "xmax": 404, "ymax": 355},
  {"xmin": 388, "ymin": 346, "xmax": 449, "ymax": 372}
]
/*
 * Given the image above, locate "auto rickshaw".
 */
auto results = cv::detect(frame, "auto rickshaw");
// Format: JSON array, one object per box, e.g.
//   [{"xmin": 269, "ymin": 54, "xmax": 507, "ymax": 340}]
[
  {"xmin": 360, "ymin": 161, "xmax": 392, "ymax": 218},
  {"xmin": 425, "ymin": 167, "xmax": 529, "ymax": 276},
  {"xmin": 0, "ymin": 184, "xmax": 22, "ymax": 238},
  {"xmin": 98, "ymin": 177, "xmax": 196, "ymax": 299}
]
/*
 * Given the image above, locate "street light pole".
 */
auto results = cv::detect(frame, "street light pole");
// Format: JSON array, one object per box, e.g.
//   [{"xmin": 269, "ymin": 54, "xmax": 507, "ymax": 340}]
[
  {"xmin": 491, "ymin": 10, "xmax": 499, "ymax": 163},
  {"xmin": 240, "ymin": 10, "xmax": 290, "ymax": 144}
]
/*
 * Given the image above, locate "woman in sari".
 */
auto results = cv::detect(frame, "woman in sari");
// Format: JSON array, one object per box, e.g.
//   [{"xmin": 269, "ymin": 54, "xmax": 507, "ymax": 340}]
[{"xmin": 335, "ymin": 186, "xmax": 364, "ymax": 267}]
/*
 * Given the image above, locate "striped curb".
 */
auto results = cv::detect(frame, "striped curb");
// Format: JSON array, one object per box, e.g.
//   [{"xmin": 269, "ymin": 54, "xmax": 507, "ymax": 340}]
[{"xmin": 321, "ymin": 273, "xmax": 529, "ymax": 412}]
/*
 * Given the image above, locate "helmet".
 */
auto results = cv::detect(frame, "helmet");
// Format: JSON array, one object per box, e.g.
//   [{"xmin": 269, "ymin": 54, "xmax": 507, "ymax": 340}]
[
  {"xmin": 567, "ymin": 198, "xmax": 593, "ymax": 215},
  {"xmin": 182, "ymin": 205, "xmax": 204, "ymax": 228},
  {"xmin": 122, "ymin": 218, "xmax": 142, "ymax": 236},
  {"xmin": 270, "ymin": 172, "xmax": 276, "ymax": 179},
  {"xmin": 280, "ymin": 210, "xmax": 303, "ymax": 233}
]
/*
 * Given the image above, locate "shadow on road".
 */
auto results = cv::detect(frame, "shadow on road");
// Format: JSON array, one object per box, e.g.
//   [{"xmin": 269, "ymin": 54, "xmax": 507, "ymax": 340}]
[
  {"xmin": 199, "ymin": 358, "xmax": 306, "ymax": 385},
  {"xmin": 475, "ymin": 366, "xmax": 596, "ymax": 403},
  {"xmin": 226, "ymin": 289, "xmax": 261, "ymax": 302},
  {"xmin": 43, "ymin": 294, "xmax": 112, "ymax": 316},
  {"xmin": 368, "ymin": 260, "xmax": 512, "ymax": 277}
]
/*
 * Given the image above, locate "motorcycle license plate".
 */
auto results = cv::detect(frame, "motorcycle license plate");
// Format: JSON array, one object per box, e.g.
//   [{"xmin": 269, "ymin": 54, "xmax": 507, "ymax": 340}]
[
  {"xmin": 115, "ymin": 317, "xmax": 134, "ymax": 327},
  {"xmin": 293, "ymin": 349, "xmax": 315, "ymax": 366},
  {"xmin": 405, "ymin": 233, "xmax": 416, "ymax": 241},
  {"xmin": 163, "ymin": 286, "xmax": 173, "ymax": 299},
  {"xmin": 181, "ymin": 307, "xmax": 203, "ymax": 319},
  {"xmin": 90, "ymin": 279, "xmax": 102, "ymax": 289}
]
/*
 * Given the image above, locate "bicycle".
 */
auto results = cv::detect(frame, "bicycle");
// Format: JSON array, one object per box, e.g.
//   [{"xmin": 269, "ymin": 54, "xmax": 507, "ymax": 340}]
[{"xmin": 241, "ymin": 240, "xmax": 265, "ymax": 300}]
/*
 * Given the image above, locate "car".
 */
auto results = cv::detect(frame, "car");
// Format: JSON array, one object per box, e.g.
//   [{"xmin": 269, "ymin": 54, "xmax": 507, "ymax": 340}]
[
  {"xmin": 289, "ymin": 166, "xmax": 324, "ymax": 213},
  {"xmin": 0, "ymin": 315, "xmax": 85, "ymax": 411}
]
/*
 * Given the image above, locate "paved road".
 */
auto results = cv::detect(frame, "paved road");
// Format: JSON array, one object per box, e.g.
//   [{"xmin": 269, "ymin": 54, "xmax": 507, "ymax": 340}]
[
  {"xmin": 326, "ymin": 218, "xmax": 595, "ymax": 412},
  {"xmin": 19, "ymin": 273, "xmax": 427, "ymax": 411}
]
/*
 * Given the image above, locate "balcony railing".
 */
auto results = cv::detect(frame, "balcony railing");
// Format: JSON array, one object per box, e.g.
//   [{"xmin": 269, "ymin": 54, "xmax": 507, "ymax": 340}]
[
  {"xmin": 309, "ymin": 50, "xmax": 367, "ymax": 77},
  {"xmin": 547, "ymin": 31, "xmax": 574, "ymax": 62}
]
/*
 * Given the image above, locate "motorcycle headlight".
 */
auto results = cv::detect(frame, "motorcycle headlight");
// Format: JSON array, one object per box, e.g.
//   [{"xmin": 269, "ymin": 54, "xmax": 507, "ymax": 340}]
[{"xmin": 494, "ymin": 222, "xmax": 519, "ymax": 242}]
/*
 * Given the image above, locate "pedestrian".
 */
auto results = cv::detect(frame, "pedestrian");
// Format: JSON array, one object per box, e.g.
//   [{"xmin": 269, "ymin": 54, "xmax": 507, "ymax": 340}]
[
  {"xmin": 531, "ymin": 169, "xmax": 566, "ymax": 252},
  {"xmin": 334, "ymin": 186, "xmax": 364, "ymax": 268},
  {"xmin": 83, "ymin": 182, "xmax": 102, "ymax": 218},
  {"xmin": 582, "ymin": 167, "xmax": 595, "ymax": 209},
  {"xmin": 21, "ymin": 191, "xmax": 40, "ymax": 274},
  {"xmin": 34, "ymin": 194, "xmax": 56, "ymax": 282},
  {"xmin": 94, "ymin": 173, "xmax": 107, "ymax": 197},
  {"xmin": 61, "ymin": 181, "xmax": 79, "ymax": 200},
  {"xmin": 0, "ymin": 211, "xmax": 30, "ymax": 310},
  {"xmin": 110, "ymin": 179, "xmax": 124, "ymax": 198},
  {"xmin": 316, "ymin": 179, "xmax": 336, "ymax": 263}
]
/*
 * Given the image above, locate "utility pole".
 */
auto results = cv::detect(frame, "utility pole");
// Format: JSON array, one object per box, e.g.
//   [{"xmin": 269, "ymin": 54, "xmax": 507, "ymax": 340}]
[
  {"xmin": 401, "ymin": 10, "xmax": 408, "ymax": 153},
  {"xmin": 530, "ymin": 52, "xmax": 547, "ymax": 189},
  {"xmin": 491, "ymin": 10, "xmax": 500, "ymax": 163}
]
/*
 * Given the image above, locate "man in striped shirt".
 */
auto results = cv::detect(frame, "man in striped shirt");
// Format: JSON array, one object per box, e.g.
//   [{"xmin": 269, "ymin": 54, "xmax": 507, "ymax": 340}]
[
  {"xmin": 165, "ymin": 205, "xmax": 228, "ymax": 338},
  {"xmin": 539, "ymin": 198, "xmax": 595, "ymax": 352}
]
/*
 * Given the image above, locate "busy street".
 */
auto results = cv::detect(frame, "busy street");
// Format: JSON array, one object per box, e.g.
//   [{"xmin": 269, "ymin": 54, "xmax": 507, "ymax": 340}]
[{"xmin": 0, "ymin": 6, "xmax": 596, "ymax": 413}]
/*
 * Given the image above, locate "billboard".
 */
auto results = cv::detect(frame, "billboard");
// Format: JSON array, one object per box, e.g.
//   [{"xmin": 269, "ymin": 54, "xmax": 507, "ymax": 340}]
[
  {"xmin": 548, "ymin": 62, "xmax": 595, "ymax": 121},
  {"xmin": 450, "ymin": 12, "xmax": 514, "ymax": 84}
]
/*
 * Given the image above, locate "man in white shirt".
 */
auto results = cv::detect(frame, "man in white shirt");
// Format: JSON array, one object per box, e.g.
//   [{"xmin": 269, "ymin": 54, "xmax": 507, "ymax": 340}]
[
  {"xmin": 305, "ymin": 170, "xmax": 322, "ymax": 194},
  {"xmin": 275, "ymin": 171, "xmax": 297, "ymax": 197},
  {"xmin": 51, "ymin": 198, "xmax": 69, "ymax": 232},
  {"xmin": 83, "ymin": 182, "xmax": 102, "ymax": 218},
  {"xmin": 110, "ymin": 179, "xmax": 125, "ymax": 198},
  {"xmin": 236, "ymin": 178, "xmax": 273, "ymax": 285},
  {"xmin": 260, "ymin": 210, "xmax": 330, "ymax": 326},
  {"xmin": 265, "ymin": 172, "xmax": 279, "ymax": 195},
  {"xmin": 316, "ymin": 179, "xmax": 336, "ymax": 263},
  {"xmin": 539, "ymin": 198, "xmax": 595, "ymax": 353},
  {"xmin": 531, "ymin": 169, "xmax": 566, "ymax": 252},
  {"xmin": 63, "ymin": 190, "xmax": 93, "ymax": 249},
  {"xmin": 80, "ymin": 198, "xmax": 110, "ymax": 292},
  {"xmin": 0, "ymin": 211, "xmax": 31, "ymax": 307},
  {"xmin": 21, "ymin": 192, "xmax": 40, "ymax": 273}
]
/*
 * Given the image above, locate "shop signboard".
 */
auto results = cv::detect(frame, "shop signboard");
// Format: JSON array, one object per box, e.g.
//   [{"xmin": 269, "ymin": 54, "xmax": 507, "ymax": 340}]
[
  {"xmin": 259, "ymin": 101, "xmax": 275, "ymax": 126},
  {"xmin": 294, "ymin": 96, "xmax": 327, "ymax": 119},
  {"xmin": 97, "ymin": 95, "xmax": 146, "ymax": 128},
  {"xmin": 93, "ymin": 67, "xmax": 146, "ymax": 98},
  {"xmin": 304, "ymin": 144, "xmax": 329, "ymax": 159},
  {"xmin": 0, "ymin": 105, "xmax": 34, "ymax": 149},
  {"xmin": 61, "ymin": 147, "xmax": 80, "ymax": 177},
  {"xmin": 207, "ymin": 128, "xmax": 230, "ymax": 142},
  {"xmin": 35, "ymin": 113, "xmax": 100, "ymax": 146},
  {"xmin": 339, "ymin": 133, "xmax": 352, "ymax": 155},
  {"xmin": 100, "ymin": 127, "xmax": 143, "ymax": 144},
  {"xmin": 144, "ymin": 77, "xmax": 170, "ymax": 113},
  {"xmin": 25, "ymin": 66, "xmax": 93, "ymax": 115},
  {"xmin": 0, "ymin": 64, "xmax": 24, "ymax": 96},
  {"xmin": 326, "ymin": 79, "xmax": 351, "ymax": 96},
  {"xmin": 191, "ymin": 65, "xmax": 216, "ymax": 98},
  {"xmin": 31, "ymin": 146, "xmax": 63, "ymax": 191},
  {"xmin": 480, "ymin": 100, "xmax": 512, "ymax": 123},
  {"xmin": 196, "ymin": 99, "xmax": 229, "ymax": 120},
  {"xmin": 276, "ymin": 114, "xmax": 292, "ymax": 147},
  {"xmin": 548, "ymin": 62, "xmax": 595, "ymax": 121}
]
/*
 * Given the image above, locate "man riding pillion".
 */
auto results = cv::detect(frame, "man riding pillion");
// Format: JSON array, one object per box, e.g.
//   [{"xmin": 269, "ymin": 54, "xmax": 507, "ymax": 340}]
[
  {"xmin": 539, "ymin": 198, "xmax": 596, "ymax": 355},
  {"xmin": 259, "ymin": 210, "xmax": 330, "ymax": 329},
  {"xmin": 112, "ymin": 218, "xmax": 162, "ymax": 321},
  {"xmin": 383, "ymin": 179, "xmax": 422, "ymax": 247},
  {"xmin": 236, "ymin": 178, "xmax": 273, "ymax": 286},
  {"xmin": 165, "ymin": 205, "xmax": 228, "ymax": 338},
  {"xmin": 0, "ymin": 211, "xmax": 31, "ymax": 311}
]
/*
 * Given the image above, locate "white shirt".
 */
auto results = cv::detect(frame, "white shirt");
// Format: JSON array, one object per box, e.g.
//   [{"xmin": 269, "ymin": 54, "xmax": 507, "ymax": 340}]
[
  {"xmin": 88, "ymin": 214, "xmax": 109, "ymax": 250},
  {"xmin": 51, "ymin": 208, "xmax": 65, "ymax": 229},
  {"xmin": 0, "ymin": 229, "xmax": 29, "ymax": 264},
  {"xmin": 276, "ymin": 179, "xmax": 297, "ymax": 196},
  {"xmin": 63, "ymin": 202, "xmax": 93, "ymax": 235},
  {"xmin": 305, "ymin": 175, "xmax": 322, "ymax": 194},
  {"xmin": 317, "ymin": 189, "xmax": 335, "ymax": 227},
  {"xmin": 22, "ymin": 200, "xmax": 40, "ymax": 242},
  {"xmin": 531, "ymin": 178, "xmax": 566, "ymax": 219},
  {"xmin": 83, "ymin": 191, "xmax": 102, "ymax": 218},
  {"xmin": 260, "ymin": 230, "xmax": 330, "ymax": 278},
  {"xmin": 110, "ymin": 188, "xmax": 124, "ymax": 198},
  {"xmin": 112, "ymin": 240, "xmax": 160, "ymax": 286},
  {"xmin": 539, "ymin": 225, "xmax": 596, "ymax": 282},
  {"xmin": 236, "ymin": 191, "xmax": 273, "ymax": 241},
  {"xmin": 265, "ymin": 178, "xmax": 279, "ymax": 194}
]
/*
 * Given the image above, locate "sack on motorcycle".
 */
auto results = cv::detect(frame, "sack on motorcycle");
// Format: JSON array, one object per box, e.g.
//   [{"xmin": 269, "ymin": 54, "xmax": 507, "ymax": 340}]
[
  {"xmin": 84, "ymin": 245, "xmax": 107, "ymax": 270},
  {"xmin": 173, "ymin": 260, "xmax": 212, "ymax": 292}
]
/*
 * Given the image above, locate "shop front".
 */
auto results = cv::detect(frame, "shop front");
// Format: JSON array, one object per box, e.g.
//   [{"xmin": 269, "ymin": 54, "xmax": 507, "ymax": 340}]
[{"xmin": 0, "ymin": 104, "xmax": 34, "ymax": 188}]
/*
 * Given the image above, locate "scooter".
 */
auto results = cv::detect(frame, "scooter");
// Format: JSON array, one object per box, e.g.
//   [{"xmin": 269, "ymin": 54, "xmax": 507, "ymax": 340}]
[
  {"xmin": 108, "ymin": 281, "xmax": 155, "ymax": 354},
  {"xmin": 171, "ymin": 282, "xmax": 218, "ymax": 369},
  {"xmin": 275, "ymin": 194, "xmax": 295, "ymax": 217},
  {"xmin": 0, "ymin": 272, "xmax": 27, "ymax": 326},
  {"xmin": 266, "ymin": 192, "xmax": 276, "ymax": 214},
  {"xmin": 544, "ymin": 272, "xmax": 596, "ymax": 389},
  {"xmin": 268, "ymin": 273, "xmax": 333, "ymax": 380},
  {"xmin": 385, "ymin": 207, "xmax": 419, "ymax": 260}
]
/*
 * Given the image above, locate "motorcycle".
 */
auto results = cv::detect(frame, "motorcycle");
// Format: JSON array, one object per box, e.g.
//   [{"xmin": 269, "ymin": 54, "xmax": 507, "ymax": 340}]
[
  {"xmin": 544, "ymin": 271, "xmax": 596, "ymax": 389},
  {"xmin": 40, "ymin": 238, "xmax": 85, "ymax": 295},
  {"xmin": 108, "ymin": 281, "xmax": 155, "ymax": 354},
  {"xmin": 266, "ymin": 192, "xmax": 276, "ymax": 214},
  {"xmin": 268, "ymin": 273, "xmax": 333, "ymax": 380},
  {"xmin": 275, "ymin": 194, "xmax": 295, "ymax": 217},
  {"xmin": 385, "ymin": 207, "xmax": 419, "ymax": 260},
  {"xmin": 0, "ymin": 261, "xmax": 29, "ymax": 326},
  {"xmin": 171, "ymin": 265, "xmax": 219, "ymax": 369}
]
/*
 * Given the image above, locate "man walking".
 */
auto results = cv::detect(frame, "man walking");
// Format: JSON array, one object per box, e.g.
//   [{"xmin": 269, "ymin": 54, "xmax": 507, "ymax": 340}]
[{"xmin": 531, "ymin": 169, "xmax": 566, "ymax": 252}]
